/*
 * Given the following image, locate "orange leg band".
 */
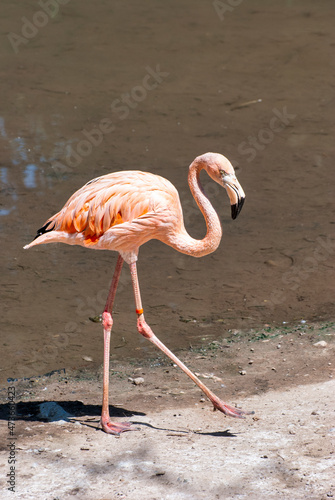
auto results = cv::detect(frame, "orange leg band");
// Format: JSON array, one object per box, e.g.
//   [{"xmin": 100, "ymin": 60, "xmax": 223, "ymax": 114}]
[{"xmin": 136, "ymin": 308, "xmax": 144, "ymax": 315}]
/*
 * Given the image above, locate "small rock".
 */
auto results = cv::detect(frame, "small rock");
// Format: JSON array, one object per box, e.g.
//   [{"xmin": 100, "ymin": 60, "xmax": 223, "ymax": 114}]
[
  {"xmin": 33, "ymin": 448, "xmax": 45, "ymax": 454},
  {"xmin": 39, "ymin": 402, "xmax": 73, "ymax": 422},
  {"xmin": 154, "ymin": 471, "xmax": 165, "ymax": 477},
  {"xmin": 132, "ymin": 377, "xmax": 144, "ymax": 385},
  {"xmin": 82, "ymin": 355, "xmax": 93, "ymax": 362},
  {"xmin": 239, "ymin": 370, "xmax": 247, "ymax": 376},
  {"xmin": 89, "ymin": 315, "xmax": 102, "ymax": 323},
  {"xmin": 264, "ymin": 259, "xmax": 278, "ymax": 267},
  {"xmin": 313, "ymin": 341, "xmax": 327, "ymax": 348}
]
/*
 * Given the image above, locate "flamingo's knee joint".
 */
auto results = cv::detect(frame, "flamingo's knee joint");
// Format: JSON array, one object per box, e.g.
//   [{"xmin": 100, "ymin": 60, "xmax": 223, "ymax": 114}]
[
  {"xmin": 137, "ymin": 319, "xmax": 154, "ymax": 339},
  {"xmin": 102, "ymin": 311, "xmax": 113, "ymax": 331}
]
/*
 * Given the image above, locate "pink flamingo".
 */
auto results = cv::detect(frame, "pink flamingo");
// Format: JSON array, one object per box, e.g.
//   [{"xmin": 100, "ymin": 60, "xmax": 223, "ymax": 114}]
[{"xmin": 24, "ymin": 152, "xmax": 252, "ymax": 434}]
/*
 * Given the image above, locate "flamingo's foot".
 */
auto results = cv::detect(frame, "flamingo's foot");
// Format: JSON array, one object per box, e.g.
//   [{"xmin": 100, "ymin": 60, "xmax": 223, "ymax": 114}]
[
  {"xmin": 101, "ymin": 418, "xmax": 134, "ymax": 435},
  {"xmin": 212, "ymin": 397, "xmax": 254, "ymax": 418}
]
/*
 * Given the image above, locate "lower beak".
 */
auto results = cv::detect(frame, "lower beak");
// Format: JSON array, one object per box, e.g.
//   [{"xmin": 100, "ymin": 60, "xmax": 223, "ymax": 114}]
[
  {"xmin": 231, "ymin": 196, "xmax": 245, "ymax": 220},
  {"xmin": 224, "ymin": 176, "xmax": 245, "ymax": 220}
]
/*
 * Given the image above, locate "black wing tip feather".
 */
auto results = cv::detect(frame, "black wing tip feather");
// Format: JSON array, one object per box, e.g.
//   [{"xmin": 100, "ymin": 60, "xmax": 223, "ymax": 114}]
[{"xmin": 34, "ymin": 221, "xmax": 55, "ymax": 240}]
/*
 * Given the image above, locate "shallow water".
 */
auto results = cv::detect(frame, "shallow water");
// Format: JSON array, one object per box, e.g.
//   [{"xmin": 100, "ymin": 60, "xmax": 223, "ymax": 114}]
[{"xmin": 1, "ymin": 0, "xmax": 334, "ymax": 382}]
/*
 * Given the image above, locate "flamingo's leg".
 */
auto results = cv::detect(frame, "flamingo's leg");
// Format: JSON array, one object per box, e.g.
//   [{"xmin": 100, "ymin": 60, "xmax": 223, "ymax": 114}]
[
  {"xmin": 101, "ymin": 255, "xmax": 133, "ymax": 434},
  {"xmin": 129, "ymin": 262, "xmax": 253, "ymax": 419}
]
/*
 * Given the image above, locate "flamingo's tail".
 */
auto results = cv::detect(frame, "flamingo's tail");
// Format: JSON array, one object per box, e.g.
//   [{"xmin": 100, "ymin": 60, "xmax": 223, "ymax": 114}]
[{"xmin": 23, "ymin": 231, "xmax": 80, "ymax": 249}]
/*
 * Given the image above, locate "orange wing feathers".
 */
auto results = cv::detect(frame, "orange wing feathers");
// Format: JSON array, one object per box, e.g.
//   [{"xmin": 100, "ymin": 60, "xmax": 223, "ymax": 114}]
[
  {"xmin": 24, "ymin": 169, "xmax": 184, "ymax": 258},
  {"xmin": 40, "ymin": 171, "xmax": 174, "ymax": 243}
]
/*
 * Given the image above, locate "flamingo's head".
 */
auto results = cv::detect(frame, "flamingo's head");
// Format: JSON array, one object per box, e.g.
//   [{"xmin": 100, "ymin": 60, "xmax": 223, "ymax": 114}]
[{"xmin": 196, "ymin": 152, "xmax": 246, "ymax": 219}]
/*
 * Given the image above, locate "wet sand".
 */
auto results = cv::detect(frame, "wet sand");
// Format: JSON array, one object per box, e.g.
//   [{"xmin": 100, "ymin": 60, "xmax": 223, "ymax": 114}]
[{"xmin": 1, "ymin": 0, "xmax": 334, "ymax": 383}]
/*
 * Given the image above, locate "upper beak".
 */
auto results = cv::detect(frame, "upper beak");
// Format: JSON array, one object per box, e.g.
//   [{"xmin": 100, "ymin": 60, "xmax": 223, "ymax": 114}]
[{"xmin": 222, "ymin": 174, "xmax": 246, "ymax": 220}]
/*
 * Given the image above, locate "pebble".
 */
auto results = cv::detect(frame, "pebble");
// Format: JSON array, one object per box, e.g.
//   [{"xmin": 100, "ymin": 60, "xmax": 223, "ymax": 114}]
[
  {"xmin": 264, "ymin": 259, "xmax": 278, "ymax": 267},
  {"xmin": 38, "ymin": 402, "xmax": 73, "ymax": 422},
  {"xmin": 313, "ymin": 341, "xmax": 327, "ymax": 348},
  {"xmin": 132, "ymin": 377, "xmax": 145, "ymax": 385},
  {"xmin": 154, "ymin": 471, "xmax": 166, "ymax": 477},
  {"xmin": 239, "ymin": 370, "xmax": 247, "ymax": 376}
]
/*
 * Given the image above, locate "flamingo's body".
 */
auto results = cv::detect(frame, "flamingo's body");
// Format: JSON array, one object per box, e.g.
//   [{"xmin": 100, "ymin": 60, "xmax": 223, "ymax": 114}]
[
  {"xmin": 30, "ymin": 171, "xmax": 179, "ymax": 257},
  {"xmin": 25, "ymin": 152, "xmax": 252, "ymax": 434}
]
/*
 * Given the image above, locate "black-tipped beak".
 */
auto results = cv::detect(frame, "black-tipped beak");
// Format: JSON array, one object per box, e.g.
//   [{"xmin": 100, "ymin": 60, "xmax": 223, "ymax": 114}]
[
  {"xmin": 231, "ymin": 196, "xmax": 245, "ymax": 220},
  {"xmin": 223, "ymin": 173, "xmax": 246, "ymax": 220}
]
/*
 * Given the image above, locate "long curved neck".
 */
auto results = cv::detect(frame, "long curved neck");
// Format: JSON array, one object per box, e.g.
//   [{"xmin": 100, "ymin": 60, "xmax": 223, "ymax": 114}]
[{"xmin": 167, "ymin": 159, "xmax": 222, "ymax": 258}]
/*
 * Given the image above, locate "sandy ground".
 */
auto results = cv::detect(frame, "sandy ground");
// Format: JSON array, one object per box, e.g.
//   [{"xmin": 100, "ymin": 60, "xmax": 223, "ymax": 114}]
[{"xmin": 0, "ymin": 321, "xmax": 334, "ymax": 499}]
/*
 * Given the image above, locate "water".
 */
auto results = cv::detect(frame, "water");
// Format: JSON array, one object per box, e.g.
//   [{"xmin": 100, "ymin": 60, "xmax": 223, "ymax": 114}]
[{"xmin": 1, "ymin": 0, "xmax": 334, "ymax": 382}]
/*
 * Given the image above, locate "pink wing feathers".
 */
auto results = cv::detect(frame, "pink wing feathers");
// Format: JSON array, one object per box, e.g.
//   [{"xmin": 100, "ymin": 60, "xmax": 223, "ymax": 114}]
[{"xmin": 26, "ymin": 170, "xmax": 182, "ymax": 253}]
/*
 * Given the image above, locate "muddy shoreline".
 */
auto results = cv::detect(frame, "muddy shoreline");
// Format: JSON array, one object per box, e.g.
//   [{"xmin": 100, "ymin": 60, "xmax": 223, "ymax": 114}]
[{"xmin": 0, "ymin": 320, "xmax": 334, "ymax": 499}]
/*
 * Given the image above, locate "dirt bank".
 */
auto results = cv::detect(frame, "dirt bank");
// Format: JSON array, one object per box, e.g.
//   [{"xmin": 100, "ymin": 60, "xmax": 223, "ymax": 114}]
[{"xmin": 0, "ymin": 321, "xmax": 334, "ymax": 499}]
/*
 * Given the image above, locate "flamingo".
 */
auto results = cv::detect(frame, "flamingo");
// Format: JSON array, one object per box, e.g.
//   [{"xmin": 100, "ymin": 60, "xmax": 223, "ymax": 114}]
[{"xmin": 24, "ymin": 152, "xmax": 252, "ymax": 434}]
